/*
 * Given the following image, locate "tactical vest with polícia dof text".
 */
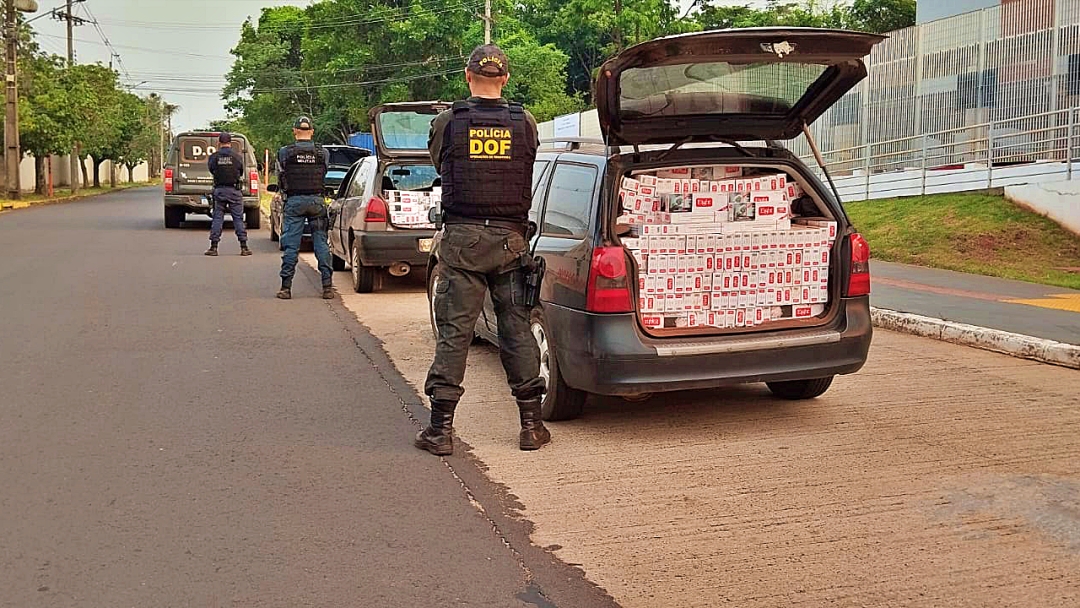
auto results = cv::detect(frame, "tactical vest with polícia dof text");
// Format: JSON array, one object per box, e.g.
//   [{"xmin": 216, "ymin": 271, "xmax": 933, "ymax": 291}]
[
  {"xmin": 441, "ymin": 101, "xmax": 535, "ymax": 223},
  {"xmin": 210, "ymin": 149, "xmax": 242, "ymax": 188},
  {"xmin": 280, "ymin": 143, "xmax": 327, "ymax": 196}
]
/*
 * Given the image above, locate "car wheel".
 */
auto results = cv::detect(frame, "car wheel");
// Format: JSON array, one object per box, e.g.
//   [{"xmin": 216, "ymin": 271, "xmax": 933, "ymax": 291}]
[
  {"xmin": 164, "ymin": 207, "xmax": 183, "ymax": 229},
  {"xmin": 245, "ymin": 209, "xmax": 261, "ymax": 229},
  {"xmin": 766, "ymin": 376, "xmax": 835, "ymax": 400},
  {"xmin": 427, "ymin": 266, "xmax": 440, "ymax": 340},
  {"xmin": 350, "ymin": 238, "xmax": 376, "ymax": 293},
  {"xmin": 531, "ymin": 311, "xmax": 586, "ymax": 421}
]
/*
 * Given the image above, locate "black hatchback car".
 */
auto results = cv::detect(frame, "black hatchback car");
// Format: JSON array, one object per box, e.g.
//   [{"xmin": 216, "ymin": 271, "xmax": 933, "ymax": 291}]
[{"xmin": 427, "ymin": 28, "xmax": 882, "ymax": 421}]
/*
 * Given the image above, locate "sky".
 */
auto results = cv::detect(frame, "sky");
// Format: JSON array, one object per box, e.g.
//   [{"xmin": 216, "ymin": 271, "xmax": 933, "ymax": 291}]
[{"xmin": 28, "ymin": 0, "xmax": 771, "ymax": 132}]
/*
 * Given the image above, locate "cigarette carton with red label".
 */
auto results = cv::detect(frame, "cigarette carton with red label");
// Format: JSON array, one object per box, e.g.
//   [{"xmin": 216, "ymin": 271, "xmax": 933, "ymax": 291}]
[
  {"xmin": 793, "ymin": 304, "xmax": 825, "ymax": 319},
  {"xmin": 621, "ymin": 177, "xmax": 641, "ymax": 193},
  {"xmin": 641, "ymin": 315, "xmax": 663, "ymax": 329},
  {"xmin": 638, "ymin": 174, "xmax": 658, "ymax": 186},
  {"xmin": 657, "ymin": 167, "xmax": 691, "ymax": 179}
]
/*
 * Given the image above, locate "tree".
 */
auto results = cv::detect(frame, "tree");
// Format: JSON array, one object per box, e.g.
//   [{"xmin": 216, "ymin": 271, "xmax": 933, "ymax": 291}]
[
  {"xmin": 18, "ymin": 53, "xmax": 77, "ymax": 194},
  {"xmin": 848, "ymin": 0, "xmax": 915, "ymax": 33}
]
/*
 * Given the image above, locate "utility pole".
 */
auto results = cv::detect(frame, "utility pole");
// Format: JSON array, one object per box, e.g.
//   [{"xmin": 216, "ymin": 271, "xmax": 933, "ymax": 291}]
[
  {"xmin": 65, "ymin": 0, "xmax": 80, "ymax": 192},
  {"xmin": 483, "ymin": 0, "xmax": 491, "ymax": 44},
  {"xmin": 53, "ymin": 0, "xmax": 84, "ymax": 192},
  {"xmin": 5, "ymin": 0, "xmax": 21, "ymax": 200},
  {"xmin": 613, "ymin": 0, "xmax": 622, "ymax": 51}
]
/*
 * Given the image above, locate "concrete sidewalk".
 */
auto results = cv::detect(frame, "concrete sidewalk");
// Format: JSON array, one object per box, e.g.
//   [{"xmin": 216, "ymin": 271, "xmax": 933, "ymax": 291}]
[{"xmin": 871, "ymin": 261, "xmax": 1080, "ymax": 346}]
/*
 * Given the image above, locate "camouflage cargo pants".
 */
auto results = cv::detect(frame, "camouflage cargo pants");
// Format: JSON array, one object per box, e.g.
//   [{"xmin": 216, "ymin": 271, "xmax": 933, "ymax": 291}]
[{"xmin": 424, "ymin": 223, "xmax": 546, "ymax": 404}]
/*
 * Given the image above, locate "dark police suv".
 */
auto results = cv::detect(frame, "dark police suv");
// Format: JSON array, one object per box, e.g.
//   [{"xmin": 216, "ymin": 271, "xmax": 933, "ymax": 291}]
[
  {"xmin": 427, "ymin": 28, "xmax": 881, "ymax": 421},
  {"xmin": 163, "ymin": 131, "xmax": 261, "ymax": 229}
]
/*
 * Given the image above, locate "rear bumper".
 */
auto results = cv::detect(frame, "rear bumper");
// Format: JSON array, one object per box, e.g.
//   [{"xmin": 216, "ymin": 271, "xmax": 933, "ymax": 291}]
[
  {"xmin": 165, "ymin": 194, "xmax": 259, "ymax": 212},
  {"xmin": 546, "ymin": 297, "xmax": 873, "ymax": 396},
  {"xmin": 356, "ymin": 230, "xmax": 436, "ymax": 267}
]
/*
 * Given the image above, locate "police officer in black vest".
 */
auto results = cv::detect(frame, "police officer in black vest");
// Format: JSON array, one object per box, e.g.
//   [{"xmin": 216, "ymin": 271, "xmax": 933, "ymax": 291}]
[
  {"xmin": 416, "ymin": 45, "xmax": 550, "ymax": 456},
  {"xmin": 205, "ymin": 133, "xmax": 251, "ymax": 256},
  {"xmin": 275, "ymin": 116, "xmax": 335, "ymax": 300}
]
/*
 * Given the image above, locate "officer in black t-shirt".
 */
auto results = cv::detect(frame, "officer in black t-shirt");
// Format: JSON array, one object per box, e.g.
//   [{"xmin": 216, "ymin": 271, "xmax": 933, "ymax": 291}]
[
  {"xmin": 205, "ymin": 133, "xmax": 251, "ymax": 256},
  {"xmin": 275, "ymin": 116, "xmax": 334, "ymax": 300},
  {"xmin": 416, "ymin": 45, "xmax": 549, "ymax": 456}
]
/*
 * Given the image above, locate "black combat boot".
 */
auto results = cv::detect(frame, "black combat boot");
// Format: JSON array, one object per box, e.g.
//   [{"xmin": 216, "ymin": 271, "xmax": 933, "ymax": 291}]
[
  {"xmin": 204, "ymin": 243, "xmax": 218, "ymax": 256},
  {"xmin": 517, "ymin": 398, "xmax": 551, "ymax": 451},
  {"xmin": 276, "ymin": 280, "xmax": 292, "ymax": 300},
  {"xmin": 414, "ymin": 400, "xmax": 456, "ymax": 456},
  {"xmin": 240, "ymin": 242, "xmax": 252, "ymax": 256},
  {"xmin": 322, "ymin": 284, "xmax": 335, "ymax": 300}
]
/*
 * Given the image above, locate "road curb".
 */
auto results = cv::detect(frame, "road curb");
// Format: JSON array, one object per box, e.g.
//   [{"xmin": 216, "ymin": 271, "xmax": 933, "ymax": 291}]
[{"xmin": 871, "ymin": 307, "xmax": 1080, "ymax": 369}]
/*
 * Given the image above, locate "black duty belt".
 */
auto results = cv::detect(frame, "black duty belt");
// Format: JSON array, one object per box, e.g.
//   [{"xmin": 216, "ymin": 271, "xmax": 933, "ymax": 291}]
[{"xmin": 443, "ymin": 217, "xmax": 528, "ymax": 237}]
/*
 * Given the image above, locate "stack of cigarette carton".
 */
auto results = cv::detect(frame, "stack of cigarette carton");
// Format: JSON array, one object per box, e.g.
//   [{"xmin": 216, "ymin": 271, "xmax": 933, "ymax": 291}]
[
  {"xmin": 386, "ymin": 188, "xmax": 439, "ymax": 228},
  {"xmin": 618, "ymin": 165, "xmax": 836, "ymax": 331}
]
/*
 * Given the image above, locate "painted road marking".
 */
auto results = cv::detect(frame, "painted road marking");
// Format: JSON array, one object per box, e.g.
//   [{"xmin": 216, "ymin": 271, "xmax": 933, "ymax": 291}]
[
  {"xmin": 1005, "ymin": 294, "xmax": 1080, "ymax": 313},
  {"xmin": 876, "ymin": 276, "xmax": 1080, "ymax": 314}
]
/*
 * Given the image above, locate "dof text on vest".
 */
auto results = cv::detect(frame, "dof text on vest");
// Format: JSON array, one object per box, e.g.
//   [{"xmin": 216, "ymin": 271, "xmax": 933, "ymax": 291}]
[
  {"xmin": 211, "ymin": 150, "xmax": 241, "ymax": 188},
  {"xmin": 442, "ymin": 101, "xmax": 534, "ymax": 222},
  {"xmin": 282, "ymin": 144, "xmax": 327, "ymax": 195}
]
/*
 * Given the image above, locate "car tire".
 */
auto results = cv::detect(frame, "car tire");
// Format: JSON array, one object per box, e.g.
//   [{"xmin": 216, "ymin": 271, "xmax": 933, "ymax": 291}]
[
  {"xmin": 246, "ymin": 209, "xmax": 261, "ymax": 230},
  {"xmin": 350, "ymin": 238, "xmax": 376, "ymax": 293},
  {"xmin": 164, "ymin": 207, "xmax": 183, "ymax": 229},
  {"xmin": 766, "ymin": 376, "xmax": 835, "ymax": 400},
  {"xmin": 531, "ymin": 310, "xmax": 586, "ymax": 421}
]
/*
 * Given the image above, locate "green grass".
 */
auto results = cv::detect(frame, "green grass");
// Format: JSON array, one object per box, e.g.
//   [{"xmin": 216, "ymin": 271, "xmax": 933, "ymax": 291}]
[{"xmin": 844, "ymin": 191, "xmax": 1080, "ymax": 290}]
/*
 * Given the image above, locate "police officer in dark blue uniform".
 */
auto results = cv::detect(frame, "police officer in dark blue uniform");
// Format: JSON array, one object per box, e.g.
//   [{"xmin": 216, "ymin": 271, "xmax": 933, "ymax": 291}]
[
  {"xmin": 205, "ymin": 133, "xmax": 251, "ymax": 256},
  {"xmin": 275, "ymin": 116, "xmax": 334, "ymax": 300},
  {"xmin": 416, "ymin": 45, "xmax": 549, "ymax": 456}
]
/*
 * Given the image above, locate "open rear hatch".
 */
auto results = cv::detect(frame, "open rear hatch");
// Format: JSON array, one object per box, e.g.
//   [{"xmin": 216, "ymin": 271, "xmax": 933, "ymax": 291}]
[
  {"xmin": 369, "ymin": 102, "xmax": 449, "ymax": 230},
  {"xmin": 594, "ymin": 29, "xmax": 883, "ymax": 336},
  {"xmin": 595, "ymin": 28, "xmax": 884, "ymax": 146}
]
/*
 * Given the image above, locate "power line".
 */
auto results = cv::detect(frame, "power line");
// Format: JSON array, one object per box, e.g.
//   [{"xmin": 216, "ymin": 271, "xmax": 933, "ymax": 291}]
[{"xmin": 91, "ymin": 1, "xmax": 481, "ymax": 33}]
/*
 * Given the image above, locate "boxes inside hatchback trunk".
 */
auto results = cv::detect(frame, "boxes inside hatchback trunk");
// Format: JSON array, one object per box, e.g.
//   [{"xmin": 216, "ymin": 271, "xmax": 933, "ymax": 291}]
[
  {"xmin": 619, "ymin": 165, "xmax": 837, "ymax": 333},
  {"xmin": 385, "ymin": 187, "xmax": 440, "ymax": 228}
]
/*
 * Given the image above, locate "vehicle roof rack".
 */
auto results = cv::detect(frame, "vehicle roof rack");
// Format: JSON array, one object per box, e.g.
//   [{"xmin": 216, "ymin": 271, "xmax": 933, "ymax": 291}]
[{"xmin": 540, "ymin": 137, "xmax": 609, "ymax": 153}]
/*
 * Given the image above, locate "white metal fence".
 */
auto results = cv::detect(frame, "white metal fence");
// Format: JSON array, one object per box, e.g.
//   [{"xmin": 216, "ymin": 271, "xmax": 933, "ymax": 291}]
[
  {"xmin": 789, "ymin": 0, "xmax": 1080, "ymax": 183},
  {"xmin": 800, "ymin": 106, "xmax": 1080, "ymax": 201}
]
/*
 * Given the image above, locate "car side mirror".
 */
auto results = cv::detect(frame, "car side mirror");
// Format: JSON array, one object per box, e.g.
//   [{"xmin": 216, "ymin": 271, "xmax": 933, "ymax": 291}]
[
  {"xmin": 428, "ymin": 207, "xmax": 441, "ymax": 223},
  {"xmin": 266, "ymin": 184, "xmax": 279, "ymax": 193}
]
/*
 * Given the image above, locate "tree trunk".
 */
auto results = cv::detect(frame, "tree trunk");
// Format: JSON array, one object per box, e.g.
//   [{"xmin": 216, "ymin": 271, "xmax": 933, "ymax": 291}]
[
  {"xmin": 93, "ymin": 158, "xmax": 102, "ymax": 188},
  {"xmin": 110, "ymin": 162, "xmax": 117, "ymax": 188},
  {"xmin": 80, "ymin": 157, "xmax": 90, "ymax": 189},
  {"xmin": 34, "ymin": 155, "xmax": 47, "ymax": 195},
  {"xmin": 127, "ymin": 164, "xmax": 135, "ymax": 183}
]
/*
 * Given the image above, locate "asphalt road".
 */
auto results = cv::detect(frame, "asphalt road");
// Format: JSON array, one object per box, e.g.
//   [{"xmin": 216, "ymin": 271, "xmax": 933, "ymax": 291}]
[
  {"xmin": 0, "ymin": 188, "xmax": 615, "ymax": 608},
  {"xmin": 321, "ymin": 255, "xmax": 1080, "ymax": 607}
]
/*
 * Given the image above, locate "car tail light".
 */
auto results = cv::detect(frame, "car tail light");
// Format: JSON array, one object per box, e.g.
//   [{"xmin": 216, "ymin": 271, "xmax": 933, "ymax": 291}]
[
  {"xmin": 249, "ymin": 171, "xmax": 259, "ymax": 194},
  {"xmin": 364, "ymin": 196, "xmax": 388, "ymax": 223},
  {"xmin": 845, "ymin": 233, "xmax": 871, "ymax": 297},
  {"xmin": 164, "ymin": 168, "xmax": 173, "ymax": 193},
  {"xmin": 586, "ymin": 246, "xmax": 634, "ymax": 313}
]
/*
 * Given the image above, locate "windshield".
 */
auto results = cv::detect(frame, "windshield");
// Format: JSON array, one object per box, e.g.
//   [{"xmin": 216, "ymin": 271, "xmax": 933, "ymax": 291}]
[
  {"xmin": 618, "ymin": 62, "xmax": 828, "ymax": 118},
  {"xmin": 328, "ymin": 148, "xmax": 368, "ymax": 167},
  {"xmin": 382, "ymin": 164, "xmax": 439, "ymax": 191},
  {"xmin": 377, "ymin": 111, "xmax": 435, "ymax": 151},
  {"xmin": 179, "ymin": 137, "xmax": 246, "ymax": 164}
]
